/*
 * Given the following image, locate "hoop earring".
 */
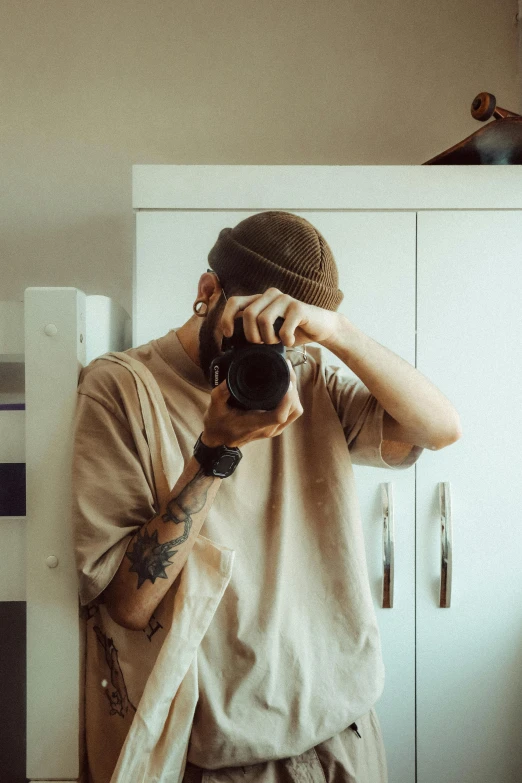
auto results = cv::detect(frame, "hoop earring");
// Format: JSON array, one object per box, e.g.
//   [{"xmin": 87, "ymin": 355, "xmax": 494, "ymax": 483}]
[{"xmin": 193, "ymin": 300, "xmax": 208, "ymax": 317}]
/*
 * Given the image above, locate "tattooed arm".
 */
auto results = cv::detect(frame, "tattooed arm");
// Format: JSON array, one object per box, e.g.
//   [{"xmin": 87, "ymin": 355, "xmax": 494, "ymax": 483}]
[
  {"xmin": 102, "ymin": 361, "xmax": 304, "ymax": 631},
  {"xmin": 102, "ymin": 456, "xmax": 220, "ymax": 631}
]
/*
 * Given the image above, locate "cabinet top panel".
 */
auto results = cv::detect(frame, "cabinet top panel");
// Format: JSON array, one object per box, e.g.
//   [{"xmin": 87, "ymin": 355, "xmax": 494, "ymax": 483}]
[{"xmin": 133, "ymin": 165, "xmax": 522, "ymax": 211}]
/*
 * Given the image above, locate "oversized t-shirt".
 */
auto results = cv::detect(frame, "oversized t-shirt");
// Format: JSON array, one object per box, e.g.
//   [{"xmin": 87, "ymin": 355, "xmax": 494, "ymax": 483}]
[{"xmin": 72, "ymin": 328, "xmax": 422, "ymax": 780}]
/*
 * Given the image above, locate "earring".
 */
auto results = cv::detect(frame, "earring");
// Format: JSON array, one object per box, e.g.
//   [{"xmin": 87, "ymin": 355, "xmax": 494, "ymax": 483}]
[{"xmin": 193, "ymin": 300, "xmax": 208, "ymax": 317}]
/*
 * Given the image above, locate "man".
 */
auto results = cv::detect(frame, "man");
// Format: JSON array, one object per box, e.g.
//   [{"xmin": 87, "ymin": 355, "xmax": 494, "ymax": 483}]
[{"xmin": 73, "ymin": 211, "xmax": 461, "ymax": 783}]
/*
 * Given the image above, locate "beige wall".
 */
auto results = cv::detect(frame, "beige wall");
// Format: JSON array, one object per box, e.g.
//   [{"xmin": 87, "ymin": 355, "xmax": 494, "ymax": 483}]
[{"xmin": 1, "ymin": 0, "xmax": 520, "ymax": 315}]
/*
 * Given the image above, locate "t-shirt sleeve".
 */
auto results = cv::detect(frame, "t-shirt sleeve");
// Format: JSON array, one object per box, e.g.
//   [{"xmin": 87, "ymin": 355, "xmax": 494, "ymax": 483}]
[
  {"xmin": 324, "ymin": 361, "xmax": 423, "ymax": 470},
  {"xmin": 72, "ymin": 390, "xmax": 158, "ymax": 607}
]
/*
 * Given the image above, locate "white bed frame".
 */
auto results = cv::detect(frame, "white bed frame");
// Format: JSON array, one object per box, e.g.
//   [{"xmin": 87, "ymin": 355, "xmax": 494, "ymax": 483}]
[{"xmin": 0, "ymin": 288, "xmax": 130, "ymax": 782}]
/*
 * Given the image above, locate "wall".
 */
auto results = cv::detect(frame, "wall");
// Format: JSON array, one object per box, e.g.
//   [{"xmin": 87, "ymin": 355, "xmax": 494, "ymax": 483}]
[{"xmin": 1, "ymin": 0, "xmax": 520, "ymax": 316}]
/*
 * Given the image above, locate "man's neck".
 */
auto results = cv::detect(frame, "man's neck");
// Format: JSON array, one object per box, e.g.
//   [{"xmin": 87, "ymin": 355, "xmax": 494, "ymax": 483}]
[{"xmin": 175, "ymin": 317, "xmax": 201, "ymax": 367}]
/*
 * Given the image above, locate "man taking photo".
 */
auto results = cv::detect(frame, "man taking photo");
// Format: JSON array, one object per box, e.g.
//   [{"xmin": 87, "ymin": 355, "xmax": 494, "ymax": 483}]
[{"xmin": 73, "ymin": 210, "xmax": 461, "ymax": 783}]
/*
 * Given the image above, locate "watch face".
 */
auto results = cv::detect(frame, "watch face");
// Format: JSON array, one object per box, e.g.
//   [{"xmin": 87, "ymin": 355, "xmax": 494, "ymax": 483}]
[{"xmin": 214, "ymin": 454, "xmax": 238, "ymax": 477}]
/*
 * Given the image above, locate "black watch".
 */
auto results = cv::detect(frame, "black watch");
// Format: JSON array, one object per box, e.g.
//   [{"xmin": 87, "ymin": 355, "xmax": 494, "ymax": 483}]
[{"xmin": 193, "ymin": 433, "xmax": 242, "ymax": 478}]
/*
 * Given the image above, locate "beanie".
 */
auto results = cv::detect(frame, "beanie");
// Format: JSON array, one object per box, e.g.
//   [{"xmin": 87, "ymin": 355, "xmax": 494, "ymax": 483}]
[{"xmin": 207, "ymin": 211, "xmax": 344, "ymax": 311}]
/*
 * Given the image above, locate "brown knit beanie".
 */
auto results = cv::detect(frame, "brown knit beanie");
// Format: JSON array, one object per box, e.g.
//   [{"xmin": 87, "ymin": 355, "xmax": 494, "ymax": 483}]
[{"xmin": 207, "ymin": 211, "xmax": 344, "ymax": 311}]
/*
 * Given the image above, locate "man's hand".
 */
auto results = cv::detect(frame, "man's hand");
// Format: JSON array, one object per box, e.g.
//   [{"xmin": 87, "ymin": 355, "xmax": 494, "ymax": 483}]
[
  {"xmin": 202, "ymin": 361, "xmax": 303, "ymax": 449},
  {"xmin": 220, "ymin": 288, "xmax": 340, "ymax": 348}
]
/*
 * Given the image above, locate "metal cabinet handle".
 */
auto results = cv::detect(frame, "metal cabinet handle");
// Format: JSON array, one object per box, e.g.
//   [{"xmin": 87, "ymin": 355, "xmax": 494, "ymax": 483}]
[
  {"xmin": 381, "ymin": 482, "xmax": 394, "ymax": 608},
  {"xmin": 439, "ymin": 482, "xmax": 453, "ymax": 608}
]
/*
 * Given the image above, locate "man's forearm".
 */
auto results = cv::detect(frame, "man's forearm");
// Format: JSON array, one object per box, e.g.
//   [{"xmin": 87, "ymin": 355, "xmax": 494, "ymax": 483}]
[
  {"xmin": 322, "ymin": 314, "xmax": 462, "ymax": 450},
  {"xmin": 102, "ymin": 457, "xmax": 221, "ymax": 631}
]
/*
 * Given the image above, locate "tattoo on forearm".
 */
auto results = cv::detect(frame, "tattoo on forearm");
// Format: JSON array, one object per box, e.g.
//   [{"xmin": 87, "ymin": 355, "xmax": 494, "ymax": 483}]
[
  {"xmin": 125, "ymin": 468, "xmax": 214, "ymax": 589},
  {"xmin": 125, "ymin": 528, "xmax": 177, "ymax": 589},
  {"xmin": 161, "ymin": 466, "xmax": 213, "ymax": 534}
]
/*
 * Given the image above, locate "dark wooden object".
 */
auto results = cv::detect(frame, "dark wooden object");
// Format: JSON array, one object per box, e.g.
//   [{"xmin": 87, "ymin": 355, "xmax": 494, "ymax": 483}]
[
  {"xmin": 0, "ymin": 602, "xmax": 26, "ymax": 783},
  {"xmin": 424, "ymin": 92, "xmax": 522, "ymax": 165}
]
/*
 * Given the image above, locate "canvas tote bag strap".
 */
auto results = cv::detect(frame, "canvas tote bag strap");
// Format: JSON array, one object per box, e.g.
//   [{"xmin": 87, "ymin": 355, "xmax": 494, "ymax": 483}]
[{"xmin": 98, "ymin": 352, "xmax": 181, "ymax": 507}]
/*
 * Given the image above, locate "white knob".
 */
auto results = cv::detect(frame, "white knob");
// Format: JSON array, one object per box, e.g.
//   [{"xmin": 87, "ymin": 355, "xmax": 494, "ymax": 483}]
[
  {"xmin": 44, "ymin": 323, "xmax": 58, "ymax": 337},
  {"xmin": 46, "ymin": 555, "xmax": 59, "ymax": 568}
]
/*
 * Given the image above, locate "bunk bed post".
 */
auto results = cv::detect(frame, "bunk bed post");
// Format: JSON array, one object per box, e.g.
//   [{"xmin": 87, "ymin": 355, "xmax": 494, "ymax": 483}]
[{"xmin": 25, "ymin": 287, "xmax": 86, "ymax": 783}]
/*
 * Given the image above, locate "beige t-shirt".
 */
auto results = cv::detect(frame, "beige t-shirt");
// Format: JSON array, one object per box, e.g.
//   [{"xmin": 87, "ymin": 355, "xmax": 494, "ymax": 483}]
[{"xmin": 73, "ymin": 329, "xmax": 422, "ymax": 778}]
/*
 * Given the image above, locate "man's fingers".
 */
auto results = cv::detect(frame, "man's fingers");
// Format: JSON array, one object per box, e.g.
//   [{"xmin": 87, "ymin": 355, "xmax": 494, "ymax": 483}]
[
  {"xmin": 255, "ymin": 300, "xmax": 285, "ymax": 344},
  {"xmin": 221, "ymin": 290, "xmax": 286, "ymax": 342},
  {"xmin": 269, "ymin": 401, "xmax": 303, "ymax": 437},
  {"xmin": 278, "ymin": 306, "xmax": 302, "ymax": 347},
  {"xmin": 210, "ymin": 379, "xmax": 230, "ymax": 403},
  {"xmin": 241, "ymin": 303, "xmax": 264, "ymax": 344},
  {"xmin": 269, "ymin": 377, "xmax": 298, "ymax": 425},
  {"xmin": 221, "ymin": 295, "xmax": 261, "ymax": 336}
]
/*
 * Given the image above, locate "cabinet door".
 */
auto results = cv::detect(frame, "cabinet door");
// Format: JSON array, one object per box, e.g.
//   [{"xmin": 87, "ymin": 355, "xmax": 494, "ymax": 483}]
[
  {"xmin": 136, "ymin": 210, "xmax": 417, "ymax": 783},
  {"xmin": 298, "ymin": 213, "xmax": 417, "ymax": 783},
  {"xmin": 417, "ymin": 212, "xmax": 522, "ymax": 783}
]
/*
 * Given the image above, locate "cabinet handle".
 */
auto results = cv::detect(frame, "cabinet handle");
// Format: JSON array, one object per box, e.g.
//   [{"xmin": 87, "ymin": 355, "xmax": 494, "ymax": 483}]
[
  {"xmin": 439, "ymin": 482, "xmax": 453, "ymax": 608},
  {"xmin": 381, "ymin": 482, "xmax": 394, "ymax": 608}
]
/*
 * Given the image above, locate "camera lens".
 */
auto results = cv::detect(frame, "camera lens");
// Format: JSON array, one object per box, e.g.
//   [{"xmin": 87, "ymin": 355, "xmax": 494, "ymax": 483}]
[
  {"xmin": 236, "ymin": 355, "xmax": 277, "ymax": 394},
  {"xmin": 228, "ymin": 347, "xmax": 290, "ymax": 410}
]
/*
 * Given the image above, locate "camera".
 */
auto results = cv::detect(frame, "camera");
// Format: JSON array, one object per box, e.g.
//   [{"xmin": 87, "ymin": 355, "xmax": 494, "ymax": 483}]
[{"xmin": 209, "ymin": 316, "xmax": 290, "ymax": 410}]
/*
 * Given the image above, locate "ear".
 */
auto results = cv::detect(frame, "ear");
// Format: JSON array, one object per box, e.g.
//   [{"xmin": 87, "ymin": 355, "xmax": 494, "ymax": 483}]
[{"xmin": 197, "ymin": 271, "xmax": 223, "ymax": 306}]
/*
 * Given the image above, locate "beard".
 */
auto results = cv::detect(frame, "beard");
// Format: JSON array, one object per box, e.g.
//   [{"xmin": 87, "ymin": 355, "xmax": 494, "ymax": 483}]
[{"xmin": 198, "ymin": 295, "xmax": 227, "ymax": 385}]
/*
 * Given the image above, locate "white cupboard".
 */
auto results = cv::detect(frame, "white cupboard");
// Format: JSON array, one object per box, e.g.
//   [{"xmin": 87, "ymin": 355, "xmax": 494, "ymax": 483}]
[
  {"xmin": 133, "ymin": 166, "xmax": 522, "ymax": 783},
  {"xmin": 416, "ymin": 212, "xmax": 522, "ymax": 783}
]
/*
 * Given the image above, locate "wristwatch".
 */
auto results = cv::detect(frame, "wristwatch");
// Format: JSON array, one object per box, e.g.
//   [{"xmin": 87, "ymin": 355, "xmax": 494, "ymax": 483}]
[{"xmin": 193, "ymin": 433, "xmax": 242, "ymax": 478}]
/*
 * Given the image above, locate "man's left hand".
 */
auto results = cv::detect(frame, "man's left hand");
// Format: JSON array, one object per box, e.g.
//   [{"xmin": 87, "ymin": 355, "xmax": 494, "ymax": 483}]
[{"xmin": 220, "ymin": 288, "xmax": 339, "ymax": 347}]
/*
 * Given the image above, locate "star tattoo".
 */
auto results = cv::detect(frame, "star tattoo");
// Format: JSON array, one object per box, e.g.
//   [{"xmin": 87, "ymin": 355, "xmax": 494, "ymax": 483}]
[{"xmin": 125, "ymin": 528, "xmax": 178, "ymax": 589}]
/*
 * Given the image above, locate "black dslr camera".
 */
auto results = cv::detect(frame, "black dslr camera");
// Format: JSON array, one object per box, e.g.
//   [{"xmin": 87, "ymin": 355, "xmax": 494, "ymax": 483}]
[{"xmin": 209, "ymin": 316, "xmax": 290, "ymax": 410}]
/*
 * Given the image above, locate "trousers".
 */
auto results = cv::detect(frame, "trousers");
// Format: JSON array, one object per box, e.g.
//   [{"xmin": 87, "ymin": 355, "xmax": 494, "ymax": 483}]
[{"xmin": 183, "ymin": 708, "xmax": 388, "ymax": 783}]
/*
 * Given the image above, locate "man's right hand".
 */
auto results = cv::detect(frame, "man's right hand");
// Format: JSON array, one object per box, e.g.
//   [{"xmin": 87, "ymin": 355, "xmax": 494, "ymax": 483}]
[{"xmin": 202, "ymin": 361, "xmax": 303, "ymax": 448}]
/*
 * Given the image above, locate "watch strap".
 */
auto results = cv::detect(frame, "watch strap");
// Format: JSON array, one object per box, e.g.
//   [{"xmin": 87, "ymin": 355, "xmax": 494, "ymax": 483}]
[{"xmin": 193, "ymin": 433, "xmax": 242, "ymax": 478}]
